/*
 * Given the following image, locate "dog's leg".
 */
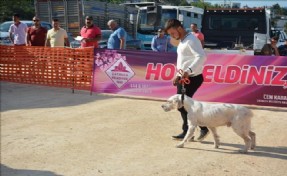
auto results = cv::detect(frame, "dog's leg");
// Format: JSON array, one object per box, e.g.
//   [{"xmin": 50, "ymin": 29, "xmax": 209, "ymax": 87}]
[
  {"xmin": 176, "ymin": 125, "xmax": 196, "ymax": 148},
  {"xmin": 249, "ymin": 131, "xmax": 256, "ymax": 150},
  {"xmin": 238, "ymin": 134, "xmax": 251, "ymax": 153},
  {"xmin": 231, "ymin": 118, "xmax": 252, "ymax": 153},
  {"xmin": 209, "ymin": 127, "xmax": 220, "ymax": 148}
]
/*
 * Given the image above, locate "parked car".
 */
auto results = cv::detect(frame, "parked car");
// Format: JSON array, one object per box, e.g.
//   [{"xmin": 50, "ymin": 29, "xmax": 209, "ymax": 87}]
[
  {"xmin": 0, "ymin": 20, "xmax": 76, "ymax": 46},
  {"xmin": 271, "ymin": 30, "xmax": 287, "ymax": 47},
  {"xmin": 0, "ymin": 20, "xmax": 52, "ymax": 46},
  {"xmin": 0, "ymin": 21, "xmax": 52, "ymax": 32},
  {"xmin": 0, "ymin": 31, "xmax": 12, "ymax": 45}
]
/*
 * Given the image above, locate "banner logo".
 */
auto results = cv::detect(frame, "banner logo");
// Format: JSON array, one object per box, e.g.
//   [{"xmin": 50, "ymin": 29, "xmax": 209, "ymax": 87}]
[{"xmin": 105, "ymin": 58, "xmax": 135, "ymax": 88}]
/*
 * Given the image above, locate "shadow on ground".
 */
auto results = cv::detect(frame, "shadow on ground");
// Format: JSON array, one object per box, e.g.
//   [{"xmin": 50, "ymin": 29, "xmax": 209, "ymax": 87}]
[
  {"xmin": 1, "ymin": 164, "xmax": 63, "ymax": 176},
  {"xmin": 184, "ymin": 141, "xmax": 287, "ymax": 160},
  {"xmin": 0, "ymin": 82, "xmax": 112, "ymax": 111}
]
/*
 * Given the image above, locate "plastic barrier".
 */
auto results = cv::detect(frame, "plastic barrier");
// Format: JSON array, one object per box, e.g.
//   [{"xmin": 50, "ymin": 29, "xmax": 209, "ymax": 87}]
[{"xmin": 0, "ymin": 46, "xmax": 94, "ymax": 91}]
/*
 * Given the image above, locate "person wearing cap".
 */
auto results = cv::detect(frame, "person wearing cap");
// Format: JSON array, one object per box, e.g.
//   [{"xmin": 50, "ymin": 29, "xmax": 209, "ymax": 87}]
[
  {"xmin": 260, "ymin": 36, "xmax": 279, "ymax": 56},
  {"xmin": 151, "ymin": 28, "xmax": 173, "ymax": 52},
  {"xmin": 278, "ymin": 39, "xmax": 287, "ymax": 56},
  {"xmin": 80, "ymin": 16, "xmax": 102, "ymax": 48},
  {"xmin": 27, "ymin": 16, "xmax": 47, "ymax": 46},
  {"xmin": 107, "ymin": 19, "xmax": 126, "ymax": 49}
]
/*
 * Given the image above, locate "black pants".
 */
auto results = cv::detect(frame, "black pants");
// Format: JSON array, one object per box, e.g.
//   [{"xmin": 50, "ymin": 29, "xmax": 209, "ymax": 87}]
[{"xmin": 176, "ymin": 74, "xmax": 208, "ymax": 132}]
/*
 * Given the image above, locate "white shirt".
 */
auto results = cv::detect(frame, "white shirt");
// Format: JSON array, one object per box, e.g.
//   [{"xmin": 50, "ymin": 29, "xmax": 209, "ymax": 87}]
[
  {"xmin": 176, "ymin": 33, "xmax": 206, "ymax": 77},
  {"xmin": 9, "ymin": 22, "xmax": 28, "ymax": 45}
]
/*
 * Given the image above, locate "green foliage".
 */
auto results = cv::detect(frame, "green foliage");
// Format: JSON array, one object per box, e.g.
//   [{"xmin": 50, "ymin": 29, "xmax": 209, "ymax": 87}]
[
  {"xmin": 0, "ymin": 0, "xmax": 35, "ymax": 22},
  {"xmin": 179, "ymin": 0, "xmax": 190, "ymax": 6},
  {"xmin": 190, "ymin": 2, "xmax": 214, "ymax": 9}
]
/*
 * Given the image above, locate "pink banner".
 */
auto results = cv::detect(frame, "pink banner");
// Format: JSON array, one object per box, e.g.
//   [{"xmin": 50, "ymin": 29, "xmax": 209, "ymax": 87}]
[{"xmin": 92, "ymin": 49, "xmax": 287, "ymax": 107}]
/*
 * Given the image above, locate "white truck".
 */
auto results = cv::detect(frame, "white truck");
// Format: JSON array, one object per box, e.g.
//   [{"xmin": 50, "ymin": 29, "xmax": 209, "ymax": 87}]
[
  {"xmin": 134, "ymin": 4, "xmax": 204, "ymax": 50},
  {"xmin": 201, "ymin": 7, "xmax": 272, "ymax": 55}
]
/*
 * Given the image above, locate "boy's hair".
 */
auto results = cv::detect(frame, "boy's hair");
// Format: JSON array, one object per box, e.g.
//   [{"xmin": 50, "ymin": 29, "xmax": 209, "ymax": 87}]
[
  {"xmin": 271, "ymin": 36, "xmax": 279, "ymax": 41},
  {"xmin": 164, "ymin": 19, "xmax": 183, "ymax": 33},
  {"xmin": 191, "ymin": 23, "xmax": 197, "ymax": 27},
  {"xmin": 13, "ymin": 13, "xmax": 20, "ymax": 18},
  {"xmin": 52, "ymin": 18, "xmax": 59, "ymax": 22}
]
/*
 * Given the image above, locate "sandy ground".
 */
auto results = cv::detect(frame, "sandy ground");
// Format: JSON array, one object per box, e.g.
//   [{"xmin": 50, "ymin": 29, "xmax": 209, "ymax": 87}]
[{"xmin": 1, "ymin": 82, "xmax": 287, "ymax": 176}]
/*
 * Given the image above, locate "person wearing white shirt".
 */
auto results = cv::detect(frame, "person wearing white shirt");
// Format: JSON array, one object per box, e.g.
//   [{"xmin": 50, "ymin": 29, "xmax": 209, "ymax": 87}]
[
  {"xmin": 9, "ymin": 13, "xmax": 28, "ymax": 46},
  {"xmin": 164, "ymin": 19, "xmax": 209, "ymax": 141}
]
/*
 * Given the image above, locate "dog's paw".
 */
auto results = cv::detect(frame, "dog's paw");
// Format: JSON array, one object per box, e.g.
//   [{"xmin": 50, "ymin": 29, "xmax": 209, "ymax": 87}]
[
  {"xmin": 214, "ymin": 145, "xmax": 219, "ymax": 149},
  {"xmin": 188, "ymin": 137, "xmax": 195, "ymax": 142},
  {"xmin": 238, "ymin": 149, "xmax": 248, "ymax": 154},
  {"xmin": 176, "ymin": 143, "xmax": 184, "ymax": 148}
]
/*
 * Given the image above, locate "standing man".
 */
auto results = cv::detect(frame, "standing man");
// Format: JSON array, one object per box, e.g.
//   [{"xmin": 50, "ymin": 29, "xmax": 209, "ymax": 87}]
[
  {"xmin": 164, "ymin": 19, "xmax": 209, "ymax": 141},
  {"xmin": 107, "ymin": 19, "xmax": 126, "ymax": 49},
  {"xmin": 190, "ymin": 23, "xmax": 204, "ymax": 48},
  {"xmin": 151, "ymin": 28, "xmax": 173, "ymax": 52},
  {"xmin": 27, "ymin": 16, "xmax": 47, "ymax": 46},
  {"xmin": 80, "ymin": 16, "xmax": 102, "ymax": 48},
  {"xmin": 45, "ymin": 18, "xmax": 69, "ymax": 47},
  {"xmin": 9, "ymin": 13, "xmax": 28, "ymax": 46}
]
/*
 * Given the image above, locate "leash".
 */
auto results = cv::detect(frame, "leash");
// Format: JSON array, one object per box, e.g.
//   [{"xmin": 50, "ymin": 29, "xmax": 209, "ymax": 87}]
[{"xmin": 178, "ymin": 69, "xmax": 190, "ymax": 104}]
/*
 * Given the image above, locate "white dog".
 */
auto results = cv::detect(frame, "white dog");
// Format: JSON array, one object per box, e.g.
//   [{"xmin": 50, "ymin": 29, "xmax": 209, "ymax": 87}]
[{"xmin": 161, "ymin": 94, "xmax": 256, "ymax": 153}]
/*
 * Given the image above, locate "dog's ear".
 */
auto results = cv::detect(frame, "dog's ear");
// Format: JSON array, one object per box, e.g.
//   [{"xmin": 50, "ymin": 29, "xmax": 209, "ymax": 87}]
[{"xmin": 172, "ymin": 95, "xmax": 180, "ymax": 104}]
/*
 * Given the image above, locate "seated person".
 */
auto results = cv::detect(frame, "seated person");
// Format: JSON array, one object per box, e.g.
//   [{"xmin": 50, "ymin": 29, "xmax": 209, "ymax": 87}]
[{"xmin": 260, "ymin": 36, "xmax": 279, "ymax": 56}]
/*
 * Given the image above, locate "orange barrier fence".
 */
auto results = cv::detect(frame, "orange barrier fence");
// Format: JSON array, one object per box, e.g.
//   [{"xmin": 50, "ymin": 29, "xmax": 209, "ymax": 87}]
[{"xmin": 0, "ymin": 46, "xmax": 94, "ymax": 91}]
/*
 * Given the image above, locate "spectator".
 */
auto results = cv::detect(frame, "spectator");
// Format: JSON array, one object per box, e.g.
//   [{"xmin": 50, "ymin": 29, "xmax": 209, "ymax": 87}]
[
  {"xmin": 151, "ymin": 28, "xmax": 173, "ymax": 52},
  {"xmin": 80, "ymin": 16, "xmax": 102, "ymax": 48},
  {"xmin": 9, "ymin": 13, "xmax": 28, "ymax": 46},
  {"xmin": 190, "ymin": 23, "xmax": 204, "ymax": 48},
  {"xmin": 45, "ymin": 18, "xmax": 69, "ymax": 47},
  {"xmin": 164, "ymin": 19, "xmax": 209, "ymax": 141},
  {"xmin": 27, "ymin": 16, "xmax": 47, "ymax": 46},
  {"xmin": 260, "ymin": 36, "xmax": 279, "ymax": 56},
  {"xmin": 278, "ymin": 39, "xmax": 287, "ymax": 56},
  {"xmin": 107, "ymin": 20, "xmax": 126, "ymax": 49}
]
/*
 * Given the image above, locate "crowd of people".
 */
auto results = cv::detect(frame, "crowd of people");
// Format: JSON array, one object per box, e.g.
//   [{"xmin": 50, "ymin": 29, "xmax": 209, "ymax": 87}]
[
  {"xmin": 7, "ymin": 13, "xmax": 128, "ymax": 49},
  {"xmin": 7, "ymin": 13, "xmax": 287, "ymax": 57}
]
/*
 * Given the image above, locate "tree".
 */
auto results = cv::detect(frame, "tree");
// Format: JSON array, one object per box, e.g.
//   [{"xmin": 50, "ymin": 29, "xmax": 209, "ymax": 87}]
[
  {"xmin": 0, "ymin": 0, "xmax": 34, "ymax": 22},
  {"xmin": 190, "ymin": 2, "xmax": 214, "ymax": 9},
  {"xmin": 272, "ymin": 3, "xmax": 283, "ymax": 15}
]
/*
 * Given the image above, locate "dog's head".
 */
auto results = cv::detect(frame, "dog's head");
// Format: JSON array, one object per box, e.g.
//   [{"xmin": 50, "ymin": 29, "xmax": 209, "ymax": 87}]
[{"xmin": 161, "ymin": 94, "xmax": 184, "ymax": 112}]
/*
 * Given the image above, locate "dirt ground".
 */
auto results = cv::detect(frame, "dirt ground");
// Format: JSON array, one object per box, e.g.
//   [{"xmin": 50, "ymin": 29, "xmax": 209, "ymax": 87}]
[{"xmin": 1, "ymin": 82, "xmax": 287, "ymax": 176}]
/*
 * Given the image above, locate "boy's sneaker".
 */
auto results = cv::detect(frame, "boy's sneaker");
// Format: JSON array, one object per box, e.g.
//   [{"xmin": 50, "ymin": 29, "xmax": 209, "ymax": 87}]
[
  {"xmin": 197, "ymin": 129, "xmax": 209, "ymax": 141},
  {"xmin": 172, "ymin": 131, "xmax": 186, "ymax": 140},
  {"xmin": 189, "ymin": 136, "xmax": 195, "ymax": 142}
]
